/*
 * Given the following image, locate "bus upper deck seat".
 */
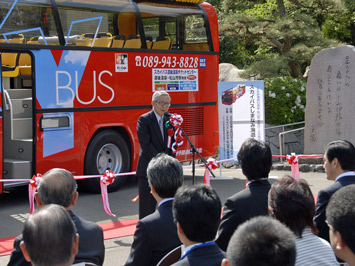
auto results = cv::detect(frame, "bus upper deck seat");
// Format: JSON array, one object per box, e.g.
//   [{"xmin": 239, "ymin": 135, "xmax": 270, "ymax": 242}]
[
  {"xmin": 2, "ymin": 53, "xmax": 19, "ymax": 77},
  {"xmin": 2, "ymin": 53, "xmax": 31, "ymax": 78},
  {"xmin": 18, "ymin": 53, "xmax": 32, "ymax": 75},
  {"xmin": 9, "ymin": 38, "xmax": 25, "ymax": 44},
  {"xmin": 77, "ymin": 33, "xmax": 113, "ymax": 47},
  {"xmin": 93, "ymin": 37, "xmax": 113, "ymax": 47},
  {"xmin": 0, "ymin": 34, "xmax": 25, "ymax": 44},
  {"xmin": 2, "ymin": 53, "xmax": 17, "ymax": 68},
  {"xmin": 112, "ymin": 35, "xmax": 125, "ymax": 48},
  {"xmin": 123, "ymin": 34, "xmax": 141, "ymax": 49},
  {"xmin": 152, "ymin": 36, "xmax": 171, "ymax": 50},
  {"xmin": 93, "ymin": 33, "xmax": 113, "ymax": 48},
  {"xmin": 76, "ymin": 34, "xmax": 93, "ymax": 47}
]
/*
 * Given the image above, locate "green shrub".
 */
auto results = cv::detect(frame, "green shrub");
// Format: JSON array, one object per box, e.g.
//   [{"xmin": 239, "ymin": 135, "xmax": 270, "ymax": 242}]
[{"xmin": 264, "ymin": 76, "xmax": 306, "ymax": 125}]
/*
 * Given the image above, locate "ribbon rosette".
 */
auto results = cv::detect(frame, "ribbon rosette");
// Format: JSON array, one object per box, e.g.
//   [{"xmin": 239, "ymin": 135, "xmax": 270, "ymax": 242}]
[
  {"xmin": 286, "ymin": 153, "xmax": 300, "ymax": 180},
  {"xmin": 203, "ymin": 158, "xmax": 218, "ymax": 185},
  {"xmin": 167, "ymin": 113, "xmax": 184, "ymax": 153},
  {"xmin": 100, "ymin": 170, "xmax": 116, "ymax": 217},
  {"xmin": 29, "ymin": 174, "xmax": 42, "ymax": 214}
]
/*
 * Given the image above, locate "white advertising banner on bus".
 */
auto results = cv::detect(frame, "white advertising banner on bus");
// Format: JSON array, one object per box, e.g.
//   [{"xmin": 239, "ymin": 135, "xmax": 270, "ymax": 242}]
[{"xmin": 218, "ymin": 81, "xmax": 265, "ymax": 161}]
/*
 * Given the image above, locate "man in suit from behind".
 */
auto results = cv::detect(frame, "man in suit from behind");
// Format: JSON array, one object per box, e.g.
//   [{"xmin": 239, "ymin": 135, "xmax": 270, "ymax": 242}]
[
  {"xmin": 326, "ymin": 185, "xmax": 355, "ymax": 265},
  {"xmin": 136, "ymin": 91, "xmax": 175, "ymax": 219},
  {"xmin": 124, "ymin": 153, "xmax": 183, "ymax": 266},
  {"xmin": 7, "ymin": 168, "xmax": 105, "ymax": 266},
  {"xmin": 20, "ymin": 204, "xmax": 79, "ymax": 266},
  {"xmin": 314, "ymin": 140, "xmax": 355, "ymax": 242},
  {"xmin": 216, "ymin": 138, "xmax": 273, "ymax": 251},
  {"xmin": 171, "ymin": 184, "xmax": 225, "ymax": 266}
]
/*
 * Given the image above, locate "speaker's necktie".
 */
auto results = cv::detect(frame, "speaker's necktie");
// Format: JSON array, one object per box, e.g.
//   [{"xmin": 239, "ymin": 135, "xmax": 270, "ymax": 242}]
[{"xmin": 159, "ymin": 117, "xmax": 164, "ymax": 139}]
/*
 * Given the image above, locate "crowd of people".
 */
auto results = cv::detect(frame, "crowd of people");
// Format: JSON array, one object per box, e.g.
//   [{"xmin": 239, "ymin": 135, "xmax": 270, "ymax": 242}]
[
  {"xmin": 6, "ymin": 137, "xmax": 355, "ymax": 266},
  {"xmin": 5, "ymin": 91, "xmax": 355, "ymax": 266}
]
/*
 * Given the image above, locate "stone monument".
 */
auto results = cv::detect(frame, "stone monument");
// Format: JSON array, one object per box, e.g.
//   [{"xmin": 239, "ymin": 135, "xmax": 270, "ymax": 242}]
[{"xmin": 304, "ymin": 45, "xmax": 355, "ymax": 154}]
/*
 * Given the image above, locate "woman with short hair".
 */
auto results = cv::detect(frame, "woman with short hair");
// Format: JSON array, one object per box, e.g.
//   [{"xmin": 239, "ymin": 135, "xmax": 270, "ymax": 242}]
[{"xmin": 268, "ymin": 176, "xmax": 339, "ymax": 266}]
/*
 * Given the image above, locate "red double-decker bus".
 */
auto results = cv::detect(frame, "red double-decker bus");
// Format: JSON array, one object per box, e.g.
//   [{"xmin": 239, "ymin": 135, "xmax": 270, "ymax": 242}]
[
  {"xmin": 0, "ymin": 0, "xmax": 219, "ymax": 193},
  {"xmin": 221, "ymin": 84, "xmax": 246, "ymax": 105}
]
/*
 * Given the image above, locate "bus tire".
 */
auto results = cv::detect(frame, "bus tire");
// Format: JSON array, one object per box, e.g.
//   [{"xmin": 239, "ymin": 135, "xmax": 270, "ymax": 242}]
[{"xmin": 83, "ymin": 130, "xmax": 130, "ymax": 193}]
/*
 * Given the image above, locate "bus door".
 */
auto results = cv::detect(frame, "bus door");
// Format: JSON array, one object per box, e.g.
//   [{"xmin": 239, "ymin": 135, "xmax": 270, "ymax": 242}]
[{"xmin": 1, "ymin": 50, "xmax": 34, "ymax": 189}]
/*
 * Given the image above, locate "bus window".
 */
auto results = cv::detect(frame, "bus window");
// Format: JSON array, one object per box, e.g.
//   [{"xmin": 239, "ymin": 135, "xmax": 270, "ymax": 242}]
[
  {"xmin": 142, "ymin": 18, "xmax": 159, "ymax": 43},
  {"xmin": 0, "ymin": 0, "xmax": 56, "ymax": 44},
  {"xmin": 184, "ymin": 15, "xmax": 209, "ymax": 51},
  {"xmin": 164, "ymin": 19, "xmax": 177, "ymax": 47},
  {"xmin": 137, "ymin": 2, "xmax": 210, "ymax": 51},
  {"xmin": 55, "ymin": 0, "xmax": 139, "ymax": 47}
]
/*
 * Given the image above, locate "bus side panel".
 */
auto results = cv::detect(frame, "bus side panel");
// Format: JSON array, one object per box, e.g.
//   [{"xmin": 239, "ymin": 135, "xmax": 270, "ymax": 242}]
[
  {"xmin": 0, "ymin": 66, "xmax": 3, "ymax": 193},
  {"xmin": 34, "ymin": 49, "xmax": 139, "ymax": 175},
  {"xmin": 71, "ymin": 50, "xmax": 219, "ymax": 165},
  {"xmin": 35, "ymin": 48, "xmax": 218, "ymax": 175},
  {"xmin": 201, "ymin": 2, "xmax": 220, "ymax": 52},
  {"xmin": 34, "ymin": 49, "xmax": 83, "ymax": 175},
  {"xmin": 109, "ymin": 51, "xmax": 219, "ymax": 163}
]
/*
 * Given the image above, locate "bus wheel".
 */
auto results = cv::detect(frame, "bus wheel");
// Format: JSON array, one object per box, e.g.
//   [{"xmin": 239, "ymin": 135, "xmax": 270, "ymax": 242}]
[{"xmin": 83, "ymin": 130, "xmax": 130, "ymax": 193}]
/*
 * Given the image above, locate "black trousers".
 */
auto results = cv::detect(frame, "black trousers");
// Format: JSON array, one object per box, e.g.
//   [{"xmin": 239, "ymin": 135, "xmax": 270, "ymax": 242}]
[{"xmin": 137, "ymin": 176, "xmax": 157, "ymax": 219}]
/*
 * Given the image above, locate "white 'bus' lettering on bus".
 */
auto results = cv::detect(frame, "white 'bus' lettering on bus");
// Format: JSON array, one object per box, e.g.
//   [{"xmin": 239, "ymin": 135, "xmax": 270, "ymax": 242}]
[
  {"xmin": 97, "ymin": 70, "xmax": 114, "ymax": 104},
  {"xmin": 56, "ymin": 70, "xmax": 114, "ymax": 105},
  {"xmin": 56, "ymin": 71, "xmax": 75, "ymax": 105}
]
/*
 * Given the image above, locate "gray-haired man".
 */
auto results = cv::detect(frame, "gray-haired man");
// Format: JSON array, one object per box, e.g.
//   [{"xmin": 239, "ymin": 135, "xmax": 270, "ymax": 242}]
[{"xmin": 125, "ymin": 153, "xmax": 183, "ymax": 266}]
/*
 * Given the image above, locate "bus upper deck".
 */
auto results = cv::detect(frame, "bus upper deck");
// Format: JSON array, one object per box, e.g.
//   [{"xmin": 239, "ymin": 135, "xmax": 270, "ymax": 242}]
[{"xmin": 0, "ymin": 0, "xmax": 219, "ymax": 53}]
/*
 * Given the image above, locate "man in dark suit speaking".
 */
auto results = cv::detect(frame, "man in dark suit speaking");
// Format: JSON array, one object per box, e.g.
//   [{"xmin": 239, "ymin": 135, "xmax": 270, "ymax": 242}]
[{"xmin": 136, "ymin": 91, "xmax": 175, "ymax": 219}]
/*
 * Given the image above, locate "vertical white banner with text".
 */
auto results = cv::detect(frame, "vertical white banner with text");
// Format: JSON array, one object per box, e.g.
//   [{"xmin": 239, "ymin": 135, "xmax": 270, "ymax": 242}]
[{"xmin": 218, "ymin": 81, "xmax": 265, "ymax": 161}]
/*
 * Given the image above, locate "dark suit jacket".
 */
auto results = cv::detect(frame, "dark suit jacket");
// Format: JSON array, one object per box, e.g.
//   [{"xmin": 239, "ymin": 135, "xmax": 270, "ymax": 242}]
[
  {"xmin": 171, "ymin": 243, "xmax": 225, "ymax": 266},
  {"xmin": 7, "ymin": 210, "xmax": 105, "ymax": 266},
  {"xmin": 124, "ymin": 200, "xmax": 181, "ymax": 266},
  {"xmin": 215, "ymin": 179, "xmax": 271, "ymax": 251},
  {"xmin": 314, "ymin": 174, "xmax": 355, "ymax": 242},
  {"xmin": 136, "ymin": 110, "xmax": 174, "ymax": 177}
]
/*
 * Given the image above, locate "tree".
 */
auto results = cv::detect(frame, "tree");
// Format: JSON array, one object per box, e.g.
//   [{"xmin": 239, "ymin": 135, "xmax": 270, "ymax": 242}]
[
  {"xmin": 322, "ymin": 0, "xmax": 355, "ymax": 45},
  {"xmin": 218, "ymin": 0, "xmax": 342, "ymax": 79}
]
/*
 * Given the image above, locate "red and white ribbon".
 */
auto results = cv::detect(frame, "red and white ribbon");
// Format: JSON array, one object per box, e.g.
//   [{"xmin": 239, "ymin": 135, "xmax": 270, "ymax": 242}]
[
  {"xmin": 203, "ymin": 158, "xmax": 218, "ymax": 185},
  {"xmin": 28, "ymin": 174, "xmax": 42, "ymax": 214},
  {"xmin": 168, "ymin": 114, "xmax": 184, "ymax": 154},
  {"xmin": 100, "ymin": 170, "xmax": 116, "ymax": 217},
  {"xmin": 286, "ymin": 153, "xmax": 300, "ymax": 180}
]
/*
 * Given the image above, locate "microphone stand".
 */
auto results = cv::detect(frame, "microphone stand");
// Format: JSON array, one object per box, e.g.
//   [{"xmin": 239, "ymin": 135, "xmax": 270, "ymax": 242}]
[{"xmin": 180, "ymin": 127, "xmax": 216, "ymax": 184}]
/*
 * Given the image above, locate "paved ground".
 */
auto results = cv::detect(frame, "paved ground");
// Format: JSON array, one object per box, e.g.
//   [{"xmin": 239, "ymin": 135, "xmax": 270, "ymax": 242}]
[{"xmin": 0, "ymin": 166, "xmax": 333, "ymax": 266}]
